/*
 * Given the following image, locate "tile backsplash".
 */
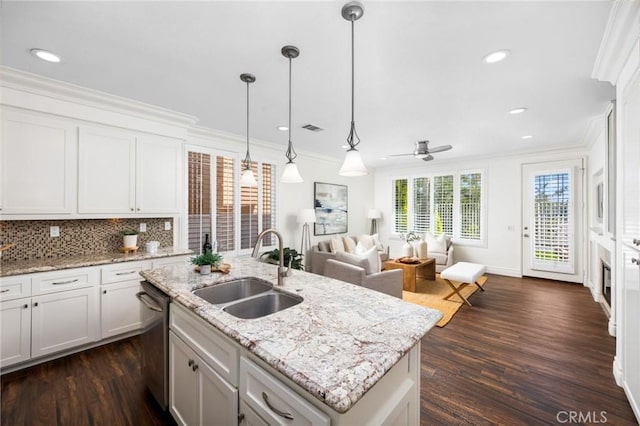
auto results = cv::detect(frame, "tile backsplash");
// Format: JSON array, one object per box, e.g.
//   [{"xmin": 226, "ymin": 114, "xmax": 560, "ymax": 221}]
[{"xmin": 0, "ymin": 218, "xmax": 173, "ymax": 262}]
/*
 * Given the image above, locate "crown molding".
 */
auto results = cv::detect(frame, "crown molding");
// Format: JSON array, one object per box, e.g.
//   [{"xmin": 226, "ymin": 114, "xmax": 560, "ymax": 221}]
[
  {"xmin": 592, "ymin": 0, "xmax": 640, "ymax": 84},
  {"xmin": 0, "ymin": 66, "xmax": 199, "ymax": 128}
]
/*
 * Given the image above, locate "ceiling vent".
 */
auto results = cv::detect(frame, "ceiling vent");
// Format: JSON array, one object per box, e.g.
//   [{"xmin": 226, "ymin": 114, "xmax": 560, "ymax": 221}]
[{"xmin": 302, "ymin": 123, "xmax": 323, "ymax": 132}]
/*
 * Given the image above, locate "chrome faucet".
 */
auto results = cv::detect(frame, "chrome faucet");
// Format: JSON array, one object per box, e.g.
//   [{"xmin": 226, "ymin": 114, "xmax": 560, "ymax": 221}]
[{"xmin": 251, "ymin": 228, "xmax": 290, "ymax": 286}]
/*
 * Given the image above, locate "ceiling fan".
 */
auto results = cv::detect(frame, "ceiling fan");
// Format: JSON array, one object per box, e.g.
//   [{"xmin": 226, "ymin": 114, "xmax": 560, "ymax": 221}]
[{"xmin": 389, "ymin": 140, "xmax": 452, "ymax": 161}]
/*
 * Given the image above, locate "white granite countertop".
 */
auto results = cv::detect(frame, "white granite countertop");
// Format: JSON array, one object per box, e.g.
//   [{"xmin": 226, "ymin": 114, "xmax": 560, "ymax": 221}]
[
  {"xmin": 140, "ymin": 257, "xmax": 442, "ymax": 414},
  {"xmin": 0, "ymin": 248, "xmax": 193, "ymax": 277}
]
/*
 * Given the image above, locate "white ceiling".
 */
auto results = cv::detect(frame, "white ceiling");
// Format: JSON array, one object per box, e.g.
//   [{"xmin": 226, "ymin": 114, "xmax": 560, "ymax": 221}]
[{"xmin": 1, "ymin": 1, "xmax": 615, "ymax": 169}]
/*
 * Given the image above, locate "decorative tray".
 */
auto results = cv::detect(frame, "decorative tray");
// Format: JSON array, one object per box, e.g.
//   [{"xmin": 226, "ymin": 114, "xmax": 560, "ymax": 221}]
[
  {"xmin": 396, "ymin": 257, "xmax": 421, "ymax": 264},
  {"xmin": 194, "ymin": 263, "xmax": 231, "ymax": 274}
]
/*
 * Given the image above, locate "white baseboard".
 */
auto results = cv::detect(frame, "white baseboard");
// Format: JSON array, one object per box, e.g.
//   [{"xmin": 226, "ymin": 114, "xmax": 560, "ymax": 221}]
[
  {"xmin": 614, "ymin": 356, "xmax": 623, "ymax": 387},
  {"xmin": 608, "ymin": 318, "xmax": 617, "ymax": 337},
  {"xmin": 485, "ymin": 266, "xmax": 521, "ymax": 277}
]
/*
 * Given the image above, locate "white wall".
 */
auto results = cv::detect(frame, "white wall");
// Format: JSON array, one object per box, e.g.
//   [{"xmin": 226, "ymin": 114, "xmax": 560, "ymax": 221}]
[{"xmin": 374, "ymin": 148, "xmax": 589, "ymax": 277}]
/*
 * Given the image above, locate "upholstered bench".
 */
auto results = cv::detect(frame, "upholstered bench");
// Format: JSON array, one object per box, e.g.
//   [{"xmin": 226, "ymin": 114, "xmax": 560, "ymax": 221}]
[{"xmin": 440, "ymin": 262, "xmax": 486, "ymax": 306}]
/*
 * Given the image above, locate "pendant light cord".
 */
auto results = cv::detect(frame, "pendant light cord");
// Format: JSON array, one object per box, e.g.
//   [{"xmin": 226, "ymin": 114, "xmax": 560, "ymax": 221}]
[
  {"xmin": 285, "ymin": 55, "xmax": 298, "ymax": 163},
  {"xmin": 346, "ymin": 17, "xmax": 360, "ymax": 150},
  {"xmin": 243, "ymin": 80, "xmax": 252, "ymax": 168}
]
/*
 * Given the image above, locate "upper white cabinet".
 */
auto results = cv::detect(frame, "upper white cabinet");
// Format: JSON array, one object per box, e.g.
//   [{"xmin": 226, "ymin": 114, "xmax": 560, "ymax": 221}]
[
  {"xmin": 620, "ymin": 68, "xmax": 640, "ymax": 248},
  {"xmin": 1, "ymin": 110, "xmax": 76, "ymax": 214},
  {"xmin": 78, "ymin": 126, "xmax": 181, "ymax": 215}
]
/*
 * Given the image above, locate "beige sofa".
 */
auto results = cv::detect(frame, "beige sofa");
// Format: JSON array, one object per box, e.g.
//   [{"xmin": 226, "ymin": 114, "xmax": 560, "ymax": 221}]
[
  {"xmin": 424, "ymin": 234, "xmax": 454, "ymax": 273},
  {"xmin": 310, "ymin": 235, "xmax": 389, "ymax": 276},
  {"xmin": 324, "ymin": 255, "xmax": 402, "ymax": 298}
]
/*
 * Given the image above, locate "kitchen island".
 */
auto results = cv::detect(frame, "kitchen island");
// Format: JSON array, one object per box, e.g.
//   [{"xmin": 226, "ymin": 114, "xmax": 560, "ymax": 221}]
[{"xmin": 141, "ymin": 257, "xmax": 442, "ymax": 424}]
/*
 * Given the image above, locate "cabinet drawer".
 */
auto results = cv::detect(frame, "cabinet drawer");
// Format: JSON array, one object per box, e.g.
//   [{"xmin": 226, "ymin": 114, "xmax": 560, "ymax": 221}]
[
  {"xmin": 101, "ymin": 261, "xmax": 150, "ymax": 284},
  {"xmin": 0, "ymin": 276, "xmax": 32, "ymax": 301},
  {"xmin": 170, "ymin": 303, "xmax": 239, "ymax": 386},
  {"xmin": 32, "ymin": 268, "xmax": 99, "ymax": 295},
  {"xmin": 240, "ymin": 357, "xmax": 330, "ymax": 426}
]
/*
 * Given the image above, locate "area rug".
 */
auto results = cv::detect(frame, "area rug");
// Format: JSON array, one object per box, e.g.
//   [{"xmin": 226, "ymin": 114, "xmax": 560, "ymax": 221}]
[{"xmin": 402, "ymin": 274, "xmax": 488, "ymax": 327}]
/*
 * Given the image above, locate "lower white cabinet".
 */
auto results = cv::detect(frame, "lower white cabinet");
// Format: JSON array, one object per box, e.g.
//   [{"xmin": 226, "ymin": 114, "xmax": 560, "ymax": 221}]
[
  {"xmin": 239, "ymin": 401, "xmax": 269, "ymax": 426},
  {"xmin": 0, "ymin": 299, "xmax": 31, "ymax": 366},
  {"xmin": 31, "ymin": 286, "xmax": 99, "ymax": 358},
  {"xmin": 100, "ymin": 281, "xmax": 143, "ymax": 338},
  {"xmin": 169, "ymin": 331, "xmax": 238, "ymax": 426}
]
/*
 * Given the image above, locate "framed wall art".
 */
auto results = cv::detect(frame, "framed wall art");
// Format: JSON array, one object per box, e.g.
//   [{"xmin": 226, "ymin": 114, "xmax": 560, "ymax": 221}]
[{"xmin": 314, "ymin": 182, "xmax": 348, "ymax": 235}]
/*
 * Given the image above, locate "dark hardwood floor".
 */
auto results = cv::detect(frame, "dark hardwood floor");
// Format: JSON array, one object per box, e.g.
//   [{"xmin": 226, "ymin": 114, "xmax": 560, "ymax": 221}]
[{"xmin": 1, "ymin": 274, "xmax": 636, "ymax": 425}]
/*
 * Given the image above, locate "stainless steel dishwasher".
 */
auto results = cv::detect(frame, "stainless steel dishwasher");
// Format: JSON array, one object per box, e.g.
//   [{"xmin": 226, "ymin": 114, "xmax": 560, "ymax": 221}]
[{"xmin": 137, "ymin": 281, "xmax": 171, "ymax": 411}]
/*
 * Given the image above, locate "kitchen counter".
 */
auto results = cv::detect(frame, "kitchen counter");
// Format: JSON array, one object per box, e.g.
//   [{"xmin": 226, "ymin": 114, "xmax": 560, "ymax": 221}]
[
  {"xmin": 0, "ymin": 248, "xmax": 193, "ymax": 277},
  {"xmin": 140, "ymin": 257, "xmax": 442, "ymax": 414}
]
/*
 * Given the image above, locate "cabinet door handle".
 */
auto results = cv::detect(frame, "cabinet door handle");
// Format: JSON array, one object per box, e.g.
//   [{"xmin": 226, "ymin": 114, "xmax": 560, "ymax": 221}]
[
  {"xmin": 632, "ymin": 258, "xmax": 640, "ymax": 265},
  {"xmin": 0, "ymin": 289, "xmax": 10, "ymax": 293},
  {"xmin": 103, "ymin": 290, "xmax": 107, "ymax": 294},
  {"xmin": 130, "ymin": 208, "xmax": 134, "ymax": 211},
  {"xmin": 52, "ymin": 279, "xmax": 79, "ymax": 285},
  {"xmin": 115, "ymin": 271, "xmax": 137, "ymax": 276},
  {"xmin": 262, "ymin": 392, "xmax": 294, "ymax": 420},
  {"xmin": 23, "ymin": 304, "xmax": 28, "ymax": 309},
  {"xmin": 633, "ymin": 238, "xmax": 640, "ymax": 246},
  {"xmin": 192, "ymin": 364, "xmax": 198, "ymax": 372},
  {"xmin": 33, "ymin": 302, "xmax": 39, "ymax": 307},
  {"xmin": 237, "ymin": 413, "xmax": 245, "ymax": 424},
  {"xmin": 188, "ymin": 359, "xmax": 194, "ymax": 367}
]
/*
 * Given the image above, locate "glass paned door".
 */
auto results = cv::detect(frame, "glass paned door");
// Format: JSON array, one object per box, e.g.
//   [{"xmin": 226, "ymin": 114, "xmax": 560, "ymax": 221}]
[{"xmin": 522, "ymin": 160, "xmax": 583, "ymax": 282}]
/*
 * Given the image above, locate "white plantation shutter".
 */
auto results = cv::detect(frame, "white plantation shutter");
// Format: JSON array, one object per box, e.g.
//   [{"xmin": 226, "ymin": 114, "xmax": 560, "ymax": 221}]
[
  {"xmin": 216, "ymin": 156, "xmax": 236, "ymax": 253},
  {"xmin": 240, "ymin": 161, "xmax": 259, "ymax": 250},
  {"xmin": 532, "ymin": 171, "xmax": 573, "ymax": 272},
  {"xmin": 413, "ymin": 177, "xmax": 430, "ymax": 234},
  {"xmin": 393, "ymin": 179, "xmax": 408, "ymax": 234},
  {"xmin": 459, "ymin": 172, "xmax": 482, "ymax": 240},
  {"xmin": 187, "ymin": 152, "xmax": 212, "ymax": 253},
  {"xmin": 261, "ymin": 163, "xmax": 276, "ymax": 246},
  {"xmin": 433, "ymin": 175, "xmax": 454, "ymax": 236}
]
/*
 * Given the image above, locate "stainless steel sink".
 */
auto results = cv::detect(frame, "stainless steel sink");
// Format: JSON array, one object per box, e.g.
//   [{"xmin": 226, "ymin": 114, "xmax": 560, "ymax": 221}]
[
  {"xmin": 193, "ymin": 277, "xmax": 273, "ymax": 305},
  {"xmin": 223, "ymin": 291, "xmax": 303, "ymax": 319}
]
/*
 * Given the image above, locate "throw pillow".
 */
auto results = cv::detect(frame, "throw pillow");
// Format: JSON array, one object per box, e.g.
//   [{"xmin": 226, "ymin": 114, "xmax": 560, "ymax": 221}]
[
  {"xmin": 318, "ymin": 241, "xmax": 331, "ymax": 252},
  {"xmin": 342, "ymin": 236, "xmax": 357, "ymax": 253},
  {"xmin": 330, "ymin": 238, "xmax": 345, "ymax": 253},
  {"xmin": 372, "ymin": 233, "xmax": 384, "ymax": 251},
  {"xmin": 359, "ymin": 234, "xmax": 374, "ymax": 250},
  {"xmin": 355, "ymin": 242, "xmax": 381, "ymax": 274},
  {"xmin": 336, "ymin": 251, "xmax": 370, "ymax": 272},
  {"xmin": 425, "ymin": 232, "xmax": 447, "ymax": 254}
]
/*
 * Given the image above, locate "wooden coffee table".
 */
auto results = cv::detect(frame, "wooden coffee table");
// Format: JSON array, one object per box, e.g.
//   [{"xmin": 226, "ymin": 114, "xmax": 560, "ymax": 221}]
[{"xmin": 384, "ymin": 258, "xmax": 436, "ymax": 292}]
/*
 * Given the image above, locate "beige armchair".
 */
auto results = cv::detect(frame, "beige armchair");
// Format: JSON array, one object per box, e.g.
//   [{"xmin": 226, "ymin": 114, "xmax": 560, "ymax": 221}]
[{"xmin": 324, "ymin": 258, "xmax": 403, "ymax": 299}]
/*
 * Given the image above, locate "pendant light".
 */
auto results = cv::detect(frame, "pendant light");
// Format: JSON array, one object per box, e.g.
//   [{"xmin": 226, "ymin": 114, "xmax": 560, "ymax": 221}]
[
  {"xmin": 339, "ymin": 1, "xmax": 368, "ymax": 177},
  {"xmin": 280, "ymin": 45, "xmax": 304, "ymax": 183},
  {"xmin": 240, "ymin": 73, "xmax": 258, "ymax": 187}
]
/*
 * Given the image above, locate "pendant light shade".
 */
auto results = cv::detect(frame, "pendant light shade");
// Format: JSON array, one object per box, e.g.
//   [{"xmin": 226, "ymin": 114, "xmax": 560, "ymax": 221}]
[
  {"xmin": 240, "ymin": 73, "xmax": 258, "ymax": 187},
  {"xmin": 280, "ymin": 45, "xmax": 304, "ymax": 183},
  {"xmin": 340, "ymin": 1, "xmax": 368, "ymax": 177}
]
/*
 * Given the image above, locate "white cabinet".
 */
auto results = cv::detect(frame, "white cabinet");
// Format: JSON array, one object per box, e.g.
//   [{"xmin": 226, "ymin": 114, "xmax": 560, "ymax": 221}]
[
  {"xmin": 100, "ymin": 261, "xmax": 150, "ymax": 339},
  {"xmin": 1, "ymin": 110, "xmax": 76, "ymax": 214},
  {"xmin": 78, "ymin": 125, "xmax": 181, "ymax": 215},
  {"xmin": 240, "ymin": 357, "xmax": 330, "ymax": 426},
  {"xmin": 622, "ymin": 247, "xmax": 640, "ymax": 408},
  {"xmin": 169, "ymin": 331, "xmax": 238, "ymax": 426},
  {"xmin": 0, "ymin": 299, "xmax": 31, "ymax": 367},
  {"xmin": 31, "ymin": 286, "xmax": 99, "ymax": 358}
]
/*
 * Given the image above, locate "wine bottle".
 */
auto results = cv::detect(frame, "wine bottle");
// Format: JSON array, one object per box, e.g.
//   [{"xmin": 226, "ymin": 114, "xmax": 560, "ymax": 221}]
[{"xmin": 203, "ymin": 233, "xmax": 212, "ymax": 253}]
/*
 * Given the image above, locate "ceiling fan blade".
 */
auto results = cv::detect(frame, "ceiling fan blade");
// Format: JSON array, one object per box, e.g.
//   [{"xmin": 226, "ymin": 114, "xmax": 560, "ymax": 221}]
[
  {"xmin": 427, "ymin": 144, "xmax": 452, "ymax": 153},
  {"xmin": 422, "ymin": 154, "xmax": 434, "ymax": 162},
  {"xmin": 388, "ymin": 153, "xmax": 414, "ymax": 157}
]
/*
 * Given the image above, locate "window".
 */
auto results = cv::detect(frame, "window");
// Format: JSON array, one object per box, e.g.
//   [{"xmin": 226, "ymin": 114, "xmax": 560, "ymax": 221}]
[
  {"xmin": 459, "ymin": 172, "xmax": 482, "ymax": 240},
  {"xmin": 186, "ymin": 146, "xmax": 277, "ymax": 255},
  {"xmin": 392, "ymin": 170, "xmax": 485, "ymax": 244},
  {"xmin": 533, "ymin": 171, "xmax": 571, "ymax": 266},
  {"xmin": 393, "ymin": 178, "xmax": 408, "ymax": 234}
]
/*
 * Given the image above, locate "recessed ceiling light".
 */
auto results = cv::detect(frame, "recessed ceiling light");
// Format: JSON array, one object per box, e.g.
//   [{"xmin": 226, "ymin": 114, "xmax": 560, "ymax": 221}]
[
  {"xmin": 521, "ymin": 135, "xmax": 533, "ymax": 139},
  {"xmin": 380, "ymin": 157, "xmax": 387, "ymax": 160},
  {"xmin": 509, "ymin": 107, "xmax": 528, "ymax": 115},
  {"xmin": 341, "ymin": 145, "xmax": 349, "ymax": 149},
  {"xmin": 482, "ymin": 49, "xmax": 510, "ymax": 64},
  {"xmin": 277, "ymin": 126, "xmax": 288, "ymax": 131},
  {"xmin": 30, "ymin": 48, "xmax": 61, "ymax": 63}
]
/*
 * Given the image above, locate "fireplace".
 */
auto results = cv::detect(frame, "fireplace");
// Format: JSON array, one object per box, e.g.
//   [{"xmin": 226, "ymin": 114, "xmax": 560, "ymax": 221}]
[{"xmin": 602, "ymin": 261, "xmax": 611, "ymax": 308}]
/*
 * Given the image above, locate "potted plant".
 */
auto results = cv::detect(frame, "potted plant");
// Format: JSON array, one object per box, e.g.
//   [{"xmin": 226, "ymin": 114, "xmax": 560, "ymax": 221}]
[
  {"xmin": 122, "ymin": 229, "xmax": 139, "ymax": 249},
  {"xmin": 191, "ymin": 249, "xmax": 223, "ymax": 275},
  {"xmin": 260, "ymin": 247, "xmax": 303, "ymax": 270}
]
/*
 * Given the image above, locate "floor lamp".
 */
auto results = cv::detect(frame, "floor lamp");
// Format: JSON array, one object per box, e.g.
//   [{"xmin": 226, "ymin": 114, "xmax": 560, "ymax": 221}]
[
  {"xmin": 368, "ymin": 209, "xmax": 381, "ymax": 235},
  {"xmin": 298, "ymin": 209, "xmax": 316, "ymax": 271}
]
